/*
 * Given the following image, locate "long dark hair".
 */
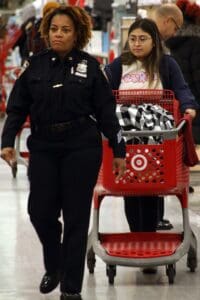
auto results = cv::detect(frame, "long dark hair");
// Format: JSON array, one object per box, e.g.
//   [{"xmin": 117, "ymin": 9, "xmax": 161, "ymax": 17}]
[{"xmin": 121, "ymin": 18, "xmax": 164, "ymax": 87}]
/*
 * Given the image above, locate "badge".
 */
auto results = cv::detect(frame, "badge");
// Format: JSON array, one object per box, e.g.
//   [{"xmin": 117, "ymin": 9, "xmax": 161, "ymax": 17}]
[{"xmin": 75, "ymin": 59, "xmax": 87, "ymax": 78}]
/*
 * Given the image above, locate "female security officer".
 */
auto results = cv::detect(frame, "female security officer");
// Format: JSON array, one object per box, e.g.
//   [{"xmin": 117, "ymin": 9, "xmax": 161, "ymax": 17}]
[{"xmin": 1, "ymin": 6, "xmax": 126, "ymax": 300}]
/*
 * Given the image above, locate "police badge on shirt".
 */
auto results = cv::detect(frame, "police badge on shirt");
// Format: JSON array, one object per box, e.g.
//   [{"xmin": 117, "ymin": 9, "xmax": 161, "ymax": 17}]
[{"xmin": 75, "ymin": 59, "xmax": 88, "ymax": 78}]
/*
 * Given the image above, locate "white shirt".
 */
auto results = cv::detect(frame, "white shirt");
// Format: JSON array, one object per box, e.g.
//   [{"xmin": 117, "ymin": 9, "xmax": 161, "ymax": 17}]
[{"xmin": 119, "ymin": 61, "xmax": 163, "ymax": 90}]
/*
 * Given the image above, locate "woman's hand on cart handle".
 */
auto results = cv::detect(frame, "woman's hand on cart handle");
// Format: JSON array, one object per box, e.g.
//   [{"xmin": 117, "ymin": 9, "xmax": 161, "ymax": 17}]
[
  {"xmin": 113, "ymin": 158, "xmax": 126, "ymax": 182},
  {"xmin": 1, "ymin": 147, "xmax": 17, "ymax": 168},
  {"xmin": 184, "ymin": 109, "xmax": 196, "ymax": 119}
]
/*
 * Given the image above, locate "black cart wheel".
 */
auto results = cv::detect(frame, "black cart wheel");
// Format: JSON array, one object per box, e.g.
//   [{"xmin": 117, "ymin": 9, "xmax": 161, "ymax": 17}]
[
  {"xmin": 187, "ymin": 246, "xmax": 197, "ymax": 272},
  {"xmin": 166, "ymin": 264, "xmax": 176, "ymax": 284},
  {"xmin": 106, "ymin": 264, "xmax": 116, "ymax": 285},
  {"xmin": 87, "ymin": 247, "xmax": 96, "ymax": 274},
  {"xmin": 187, "ymin": 257, "xmax": 197, "ymax": 272}
]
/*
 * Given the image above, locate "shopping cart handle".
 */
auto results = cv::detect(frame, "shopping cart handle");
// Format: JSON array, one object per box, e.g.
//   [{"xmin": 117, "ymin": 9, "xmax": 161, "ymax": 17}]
[
  {"xmin": 122, "ymin": 120, "xmax": 186, "ymax": 141},
  {"xmin": 175, "ymin": 119, "xmax": 186, "ymax": 131}
]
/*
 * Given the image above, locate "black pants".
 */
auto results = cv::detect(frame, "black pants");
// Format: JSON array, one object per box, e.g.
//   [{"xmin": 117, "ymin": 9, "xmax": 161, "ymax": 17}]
[
  {"xmin": 28, "ymin": 146, "xmax": 102, "ymax": 293},
  {"xmin": 157, "ymin": 196, "xmax": 164, "ymax": 221},
  {"xmin": 192, "ymin": 111, "xmax": 200, "ymax": 143},
  {"xmin": 124, "ymin": 196, "xmax": 159, "ymax": 232}
]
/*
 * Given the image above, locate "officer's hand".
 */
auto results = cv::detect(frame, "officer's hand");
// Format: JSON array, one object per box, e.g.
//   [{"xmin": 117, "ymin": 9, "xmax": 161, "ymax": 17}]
[
  {"xmin": 184, "ymin": 109, "xmax": 196, "ymax": 119},
  {"xmin": 113, "ymin": 158, "xmax": 126, "ymax": 182},
  {"xmin": 0, "ymin": 147, "xmax": 17, "ymax": 167}
]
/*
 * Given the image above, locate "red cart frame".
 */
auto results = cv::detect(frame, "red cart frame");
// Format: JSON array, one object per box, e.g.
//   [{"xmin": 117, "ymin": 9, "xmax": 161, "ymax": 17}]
[{"xmin": 87, "ymin": 89, "xmax": 197, "ymax": 285}]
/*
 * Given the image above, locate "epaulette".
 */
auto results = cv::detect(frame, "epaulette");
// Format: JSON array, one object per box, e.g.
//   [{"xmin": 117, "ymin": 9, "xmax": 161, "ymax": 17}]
[{"xmin": 80, "ymin": 50, "xmax": 100, "ymax": 65}]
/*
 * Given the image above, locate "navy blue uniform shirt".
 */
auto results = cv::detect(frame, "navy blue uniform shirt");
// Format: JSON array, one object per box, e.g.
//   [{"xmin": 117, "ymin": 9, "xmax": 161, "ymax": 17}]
[{"xmin": 1, "ymin": 48, "xmax": 125, "ymax": 158}]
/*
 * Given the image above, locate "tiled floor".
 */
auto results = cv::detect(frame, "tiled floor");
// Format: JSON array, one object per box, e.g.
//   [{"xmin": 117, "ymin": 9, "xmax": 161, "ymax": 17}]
[{"xmin": 0, "ymin": 118, "xmax": 200, "ymax": 300}]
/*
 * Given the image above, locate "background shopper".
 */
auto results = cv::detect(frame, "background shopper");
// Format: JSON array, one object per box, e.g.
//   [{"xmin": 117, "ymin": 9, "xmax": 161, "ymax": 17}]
[
  {"xmin": 152, "ymin": 3, "xmax": 183, "ymax": 41},
  {"xmin": 151, "ymin": 3, "xmax": 184, "ymax": 230},
  {"xmin": 13, "ymin": 1, "xmax": 60, "ymax": 63},
  {"xmin": 166, "ymin": 0, "xmax": 200, "ymax": 159}
]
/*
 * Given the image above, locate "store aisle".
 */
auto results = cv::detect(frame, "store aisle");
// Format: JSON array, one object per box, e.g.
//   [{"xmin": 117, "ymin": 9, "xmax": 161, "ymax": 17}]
[{"xmin": 0, "ymin": 118, "xmax": 200, "ymax": 300}]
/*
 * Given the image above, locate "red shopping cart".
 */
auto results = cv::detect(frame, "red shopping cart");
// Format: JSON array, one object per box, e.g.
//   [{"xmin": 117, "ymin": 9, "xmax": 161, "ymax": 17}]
[{"xmin": 87, "ymin": 89, "xmax": 197, "ymax": 285}]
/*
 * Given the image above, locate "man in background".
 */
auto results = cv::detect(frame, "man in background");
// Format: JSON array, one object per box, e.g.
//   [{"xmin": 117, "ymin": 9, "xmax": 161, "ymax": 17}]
[
  {"xmin": 152, "ymin": 3, "xmax": 183, "ymax": 41},
  {"xmin": 151, "ymin": 3, "xmax": 183, "ymax": 231},
  {"xmin": 166, "ymin": 0, "xmax": 200, "ymax": 174}
]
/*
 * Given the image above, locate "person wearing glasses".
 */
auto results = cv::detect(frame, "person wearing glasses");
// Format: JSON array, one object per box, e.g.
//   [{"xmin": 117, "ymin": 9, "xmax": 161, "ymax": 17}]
[
  {"xmin": 152, "ymin": 3, "xmax": 183, "ymax": 41},
  {"xmin": 166, "ymin": 0, "xmax": 200, "ymax": 169},
  {"xmin": 104, "ymin": 18, "xmax": 199, "ymax": 272},
  {"xmin": 150, "ymin": 3, "xmax": 184, "ymax": 230}
]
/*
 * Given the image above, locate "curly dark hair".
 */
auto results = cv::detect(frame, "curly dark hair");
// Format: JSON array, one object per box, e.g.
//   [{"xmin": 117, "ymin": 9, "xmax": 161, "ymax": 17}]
[{"xmin": 40, "ymin": 5, "xmax": 92, "ymax": 50}]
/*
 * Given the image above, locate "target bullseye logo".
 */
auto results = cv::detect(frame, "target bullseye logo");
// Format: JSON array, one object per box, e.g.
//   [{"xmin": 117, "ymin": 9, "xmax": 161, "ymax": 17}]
[{"xmin": 131, "ymin": 154, "xmax": 147, "ymax": 171}]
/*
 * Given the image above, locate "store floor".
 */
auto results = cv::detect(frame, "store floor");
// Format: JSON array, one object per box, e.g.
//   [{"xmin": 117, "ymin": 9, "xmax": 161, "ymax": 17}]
[{"xmin": 0, "ymin": 119, "xmax": 200, "ymax": 300}]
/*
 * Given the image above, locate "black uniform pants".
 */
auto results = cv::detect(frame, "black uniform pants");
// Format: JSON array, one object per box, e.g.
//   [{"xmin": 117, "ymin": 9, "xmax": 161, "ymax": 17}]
[
  {"xmin": 28, "ymin": 146, "xmax": 102, "ymax": 293},
  {"xmin": 157, "ymin": 196, "xmax": 164, "ymax": 221},
  {"xmin": 124, "ymin": 196, "xmax": 158, "ymax": 232}
]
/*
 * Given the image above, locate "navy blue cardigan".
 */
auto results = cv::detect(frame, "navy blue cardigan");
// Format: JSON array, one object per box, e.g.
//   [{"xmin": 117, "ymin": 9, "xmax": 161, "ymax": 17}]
[{"xmin": 104, "ymin": 54, "xmax": 199, "ymax": 113}]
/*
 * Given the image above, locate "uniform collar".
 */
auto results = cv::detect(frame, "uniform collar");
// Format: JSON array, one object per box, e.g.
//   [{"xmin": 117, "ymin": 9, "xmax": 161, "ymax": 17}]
[{"xmin": 49, "ymin": 48, "xmax": 80, "ymax": 65}]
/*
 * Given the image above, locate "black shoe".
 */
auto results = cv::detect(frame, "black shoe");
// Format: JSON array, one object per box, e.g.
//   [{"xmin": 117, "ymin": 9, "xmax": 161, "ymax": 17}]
[
  {"xmin": 156, "ymin": 219, "xmax": 173, "ymax": 230},
  {"xmin": 39, "ymin": 271, "xmax": 60, "ymax": 294},
  {"xmin": 142, "ymin": 267, "xmax": 157, "ymax": 274},
  {"xmin": 60, "ymin": 293, "xmax": 82, "ymax": 300},
  {"xmin": 189, "ymin": 186, "xmax": 194, "ymax": 193}
]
